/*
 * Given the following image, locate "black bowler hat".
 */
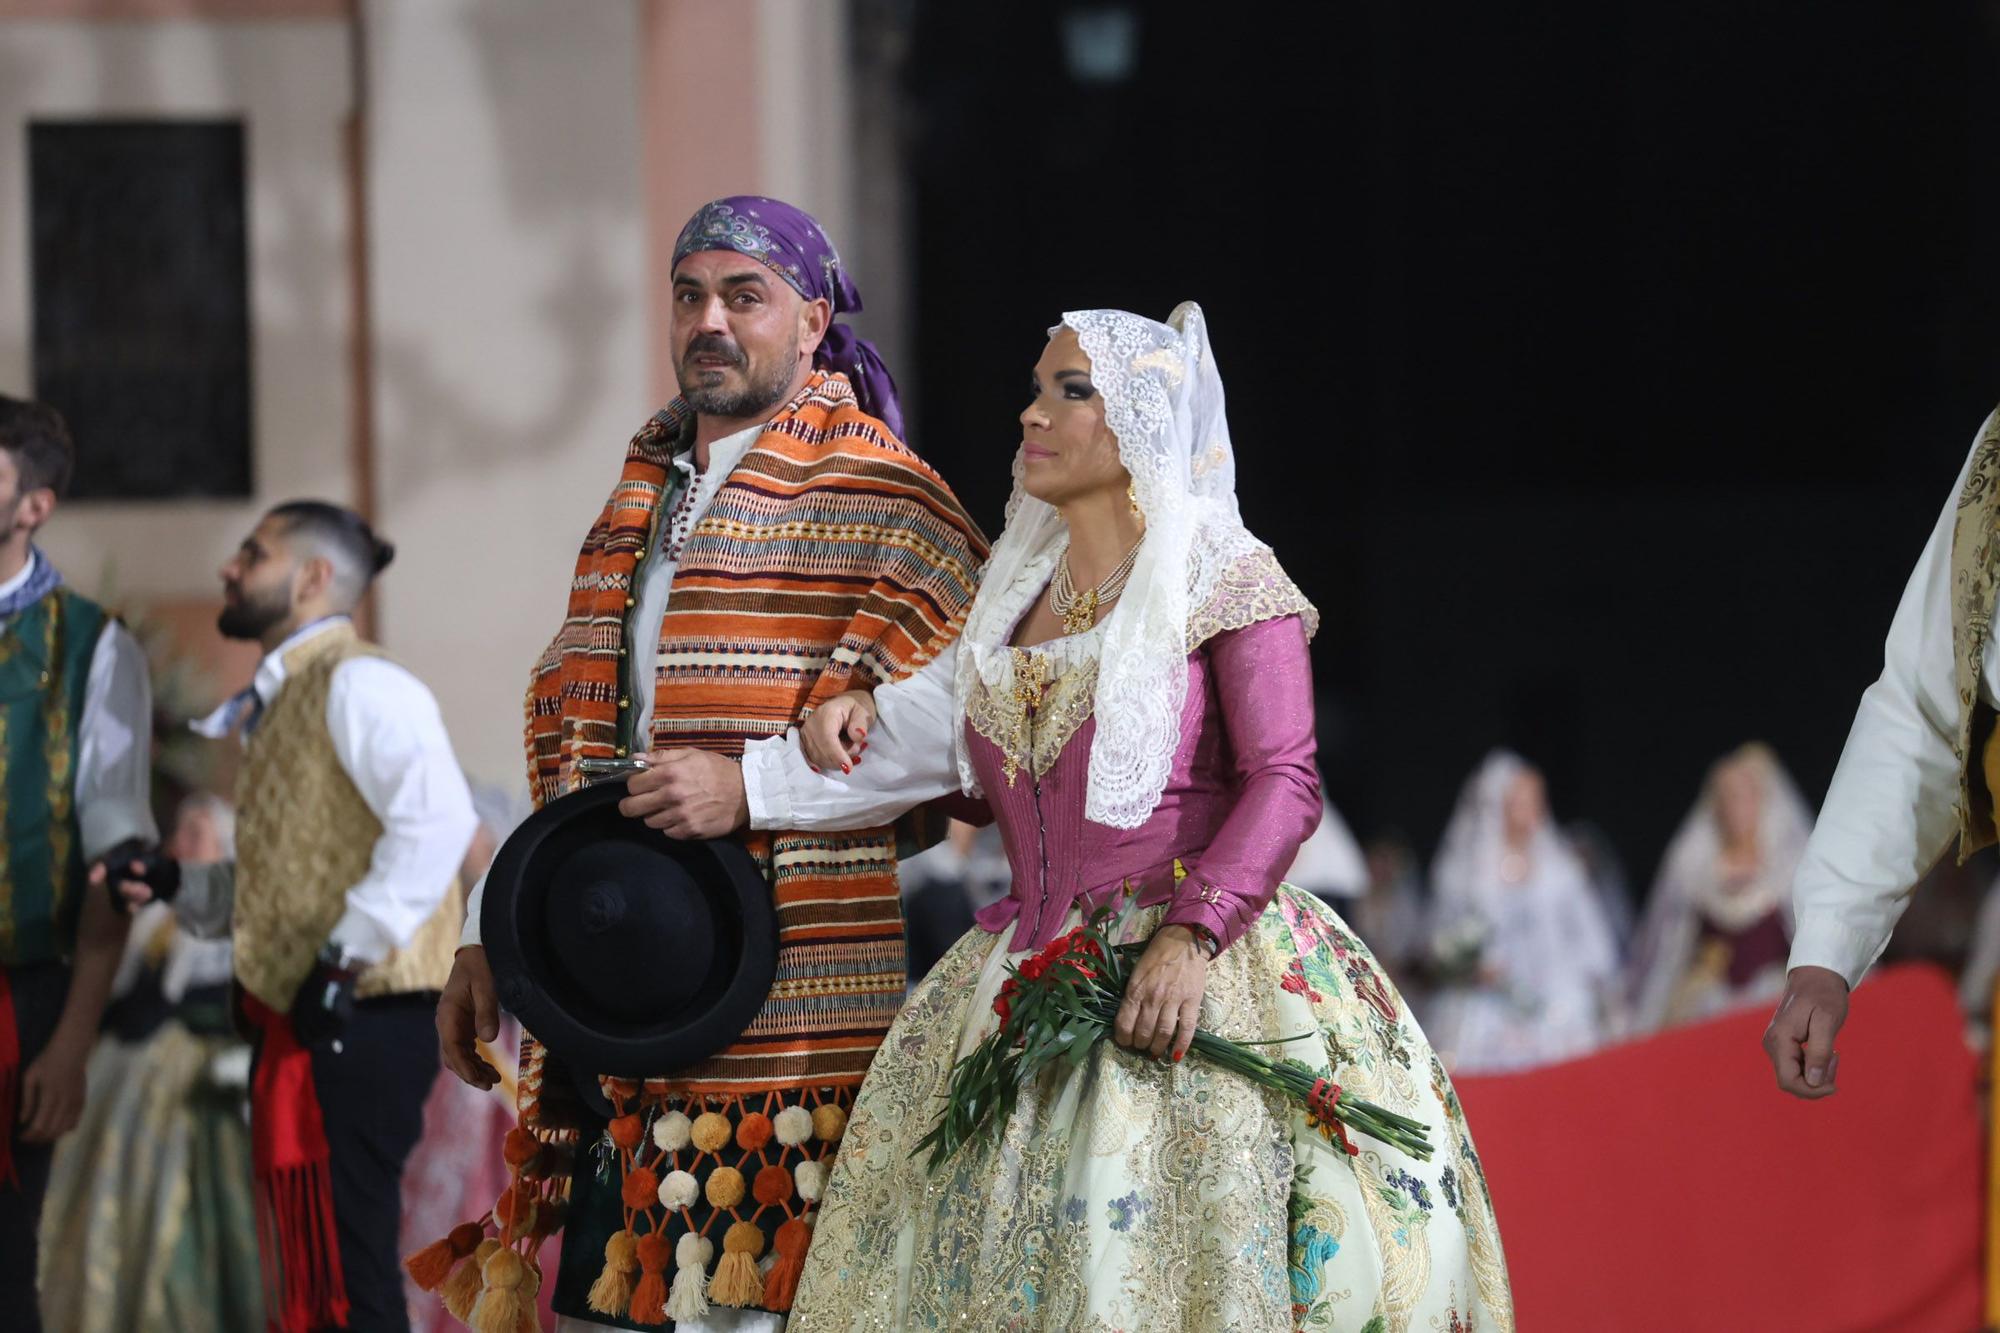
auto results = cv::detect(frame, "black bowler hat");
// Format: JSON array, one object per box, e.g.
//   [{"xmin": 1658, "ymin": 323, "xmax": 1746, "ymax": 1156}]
[{"xmin": 480, "ymin": 780, "xmax": 777, "ymax": 1079}]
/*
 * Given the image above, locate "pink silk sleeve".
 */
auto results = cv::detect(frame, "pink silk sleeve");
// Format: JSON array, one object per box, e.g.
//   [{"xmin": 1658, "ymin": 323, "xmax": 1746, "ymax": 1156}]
[{"xmin": 1163, "ymin": 614, "xmax": 1322, "ymax": 951}]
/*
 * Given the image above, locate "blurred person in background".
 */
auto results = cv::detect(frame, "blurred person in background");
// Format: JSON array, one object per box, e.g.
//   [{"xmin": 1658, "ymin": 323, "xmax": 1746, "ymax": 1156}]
[
  {"xmin": 0, "ymin": 395, "xmax": 155, "ymax": 1332},
  {"xmin": 1351, "ymin": 831, "xmax": 1429, "ymax": 1002},
  {"xmin": 40, "ymin": 793, "xmax": 261, "ymax": 1333},
  {"xmin": 1424, "ymin": 750, "xmax": 1620, "ymax": 1073},
  {"xmin": 1282, "ymin": 786, "xmax": 1370, "ymax": 904},
  {"xmin": 1629, "ymin": 744, "xmax": 1809, "ymax": 1034},
  {"xmin": 114, "ymin": 501, "xmax": 477, "ymax": 1333},
  {"xmin": 1566, "ymin": 817, "xmax": 1637, "ymax": 962},
  {"xmin": 896, "ymin": 819, "xmax": 1009, "ymax": 982},
  {"xmin": 399, "ymin": 783, "xmax": 541, "ymax": 1333}
]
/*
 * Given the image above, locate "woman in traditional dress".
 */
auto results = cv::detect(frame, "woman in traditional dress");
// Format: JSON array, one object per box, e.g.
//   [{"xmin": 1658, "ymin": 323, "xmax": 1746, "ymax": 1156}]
[
  {"xmin": 736, "ymin": 305, "xmax": 1513, "ymax": 1332},
  {"xmin": 1627, "ymin": 743, "xmax": 1810, "ymax": 1033},
  {"xmin": 37, "ymin": 794, "xmax": 262, "ymax": 1333},
  {"xmin": 1421, "ymin": 752, "xmax": 1619, "ymax": 1073}
]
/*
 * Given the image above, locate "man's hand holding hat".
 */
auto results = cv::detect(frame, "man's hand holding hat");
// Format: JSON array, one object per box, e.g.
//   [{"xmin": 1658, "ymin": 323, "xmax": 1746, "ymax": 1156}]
[{"xmin": 619, "ymin": 749, "xmax": 750, "ymax": 840}]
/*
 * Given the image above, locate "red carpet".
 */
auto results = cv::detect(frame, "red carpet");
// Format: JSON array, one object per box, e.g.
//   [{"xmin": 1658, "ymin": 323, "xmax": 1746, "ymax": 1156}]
[{"xmin": 1452, "ymin": 964, "xmax": 1982, "ymax": 1332}]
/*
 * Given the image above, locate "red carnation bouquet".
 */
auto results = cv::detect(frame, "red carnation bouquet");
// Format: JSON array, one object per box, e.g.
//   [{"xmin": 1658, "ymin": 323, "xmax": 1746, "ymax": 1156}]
[{"xmin": 919, "ymin": 898, "xmax": 1433, "ymax": 1171}]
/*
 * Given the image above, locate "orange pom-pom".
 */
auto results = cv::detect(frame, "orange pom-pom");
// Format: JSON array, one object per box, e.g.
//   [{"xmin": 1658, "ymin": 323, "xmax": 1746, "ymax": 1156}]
[
  {"xmin": 752, "ymin": 1164, "xmax": 793, "ymax": 1207},
  {"xmin": 404, "ymin": 1218, "xmax": 482, "ymax": 1291},
  {"xmin": 494, "ymin": 1186, "xmax": 537, "ymax": 1238},
  {"xmin": 705, "ymin": 1166, "xmax": 746, "ymax": 1209},
  {"xmin": 735, "ymin": 1111, "xmax": 773, "ymax": 1151},
  {"xmin": 630, "ymin": 1273, "xmax": 666, "ymax": 1324},
  {"xmin": 635, "ymin": 1230, "xmax": 673, "ymax": 1272},
  {"xmin": 621, "ymin": 1167, "xmax": 660, "ymax": 1212},
  {"xmin": 628, "ymin": 1229, "xmax": 671, "ymax": 1322},
  {"xmin": 609, "ymin": 1114, "xmax": 646, "ymax": 1152},
  {"xmin": 721, "ymin": 1219, "xmax": 766, "ymax": 1258},
  {"xmin": 503, "ymin": 1127, "xmax": 540, "ymax": 1167},
  {"xmin": 772, "ymin": 1217, "xmax": 811, "ymax": 1258},
  {"xmin": 811, "ymin": 1103, "xmax": 848, "ymax": 1143},
  {"xmin": 763, "ymin": 1218, "xmax": 814, "ymax": 1312}
]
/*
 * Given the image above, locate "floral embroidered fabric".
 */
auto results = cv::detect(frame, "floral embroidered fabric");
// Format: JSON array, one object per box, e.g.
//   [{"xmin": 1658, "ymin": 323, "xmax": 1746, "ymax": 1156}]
[{"xmin": 789, "ymin": 890, "xmax": 1514, "ymax": 1333}]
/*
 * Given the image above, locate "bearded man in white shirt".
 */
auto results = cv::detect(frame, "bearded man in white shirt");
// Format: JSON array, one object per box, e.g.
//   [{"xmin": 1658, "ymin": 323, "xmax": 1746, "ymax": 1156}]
[
  {"xmin": 1767, "ymin": 409, "xmax": 2000, "ymax": 1100},
  {"xmin": 0, "ymin": 395, "xmax": 154, "ymax": 1333},
  {"xmin": 116, "ymin": 500, "xmax": 478, "ymax": 1333}
]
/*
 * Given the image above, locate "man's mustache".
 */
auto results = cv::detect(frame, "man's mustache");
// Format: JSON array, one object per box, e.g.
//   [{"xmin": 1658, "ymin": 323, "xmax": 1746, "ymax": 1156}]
[{"xmin": 683, "ymin": 335, "xmax": 746, "ymax": 369}]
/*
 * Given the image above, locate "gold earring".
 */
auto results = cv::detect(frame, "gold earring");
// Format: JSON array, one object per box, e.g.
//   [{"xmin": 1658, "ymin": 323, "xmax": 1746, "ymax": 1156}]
[{"xmin": 1127, "ymin": 480, "xmax": 1141, "ymax": 517}]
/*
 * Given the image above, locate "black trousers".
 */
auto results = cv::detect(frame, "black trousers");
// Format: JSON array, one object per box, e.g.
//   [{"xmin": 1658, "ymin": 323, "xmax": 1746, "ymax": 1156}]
[
  {"xmin": 0, "ymin": 961, "xmax": 72, "ymax": 1333},
  {"xmin": 270, "ymin": 991, "xmax": 439, "ymax": 1333}
]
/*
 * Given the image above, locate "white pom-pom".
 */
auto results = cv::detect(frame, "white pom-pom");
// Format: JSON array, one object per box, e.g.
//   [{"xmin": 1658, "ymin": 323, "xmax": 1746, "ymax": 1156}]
[
  {"xmin": 773, "ymin": 1106, "xmax": 814, "ymax": 1147},
  {"xmin": 794, "ymin": 1159, "xmax": 828, "ymax": 1202},
  {"xmin": 653, "ymin": 1110, "xmax": 693, "ymax": 1152},
  {"xmin": 657, "ymin": 1170, "xmax": 700, "ymax": 1211},
  {"xmin": 674, "ymin": 1231, "xmax": 713, "ymax": 1271}
]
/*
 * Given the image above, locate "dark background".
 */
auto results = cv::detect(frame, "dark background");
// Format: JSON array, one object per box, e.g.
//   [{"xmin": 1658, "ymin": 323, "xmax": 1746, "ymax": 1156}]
[{"xmin": 900, "ymin": 1, "xmax": 2000, "ymax": 889}]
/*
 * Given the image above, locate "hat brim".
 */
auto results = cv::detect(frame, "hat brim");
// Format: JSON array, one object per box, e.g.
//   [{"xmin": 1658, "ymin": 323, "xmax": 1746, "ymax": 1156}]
[{"xmin": 481, "ymin": 780, "xmax": 777, "ymax": 1079}]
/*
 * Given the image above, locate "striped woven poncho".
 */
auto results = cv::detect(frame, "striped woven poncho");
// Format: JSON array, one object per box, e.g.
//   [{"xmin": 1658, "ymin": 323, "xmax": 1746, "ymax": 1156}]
[
  {"xmin": 447, "ymin": 373, "xmax": 989, "ymax": 1322},
  {"xmin": 413, "ymin": 374, "xmax": 984, "ymax": 1326},
  {"xmin": 525, "ymin": 370, "xmax": 986, "ymax": 1096}
]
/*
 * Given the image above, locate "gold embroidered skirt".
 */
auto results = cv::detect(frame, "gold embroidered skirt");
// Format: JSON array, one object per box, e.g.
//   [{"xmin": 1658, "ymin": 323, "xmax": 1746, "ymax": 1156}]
[{"xmin": 789, "ymin": 888, "xmax": 1514, "ymax": 1333}]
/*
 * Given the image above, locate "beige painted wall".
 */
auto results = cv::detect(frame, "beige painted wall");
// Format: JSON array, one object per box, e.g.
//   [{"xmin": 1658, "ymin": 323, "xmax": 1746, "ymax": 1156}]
[
  {"xmin": 0, "ymin": 1, "xmax": 870, "ymax": 794},
  {"xmin": 361, "ymin": 0, "xmax": 649, "ymax": 790},
  {"xmin": 0, "ymin": 17, "xmax": 357, "ymax": 604}
]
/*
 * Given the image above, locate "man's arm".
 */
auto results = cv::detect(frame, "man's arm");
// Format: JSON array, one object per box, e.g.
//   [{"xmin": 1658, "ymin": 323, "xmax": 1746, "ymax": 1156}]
[
  {"xmin": 24, "ymin": 620, "xmax": 158, "ymax": 1141},
  {"xmin": 323, "ymin": 658, "xmax": 479, "ymax": 964},
  {"xmin": 20, "ymin": 873, "xmax": 124, "ymax": 1141},
  {"xmin": 1766, "ymin": 417, "xmax": 1989, "ymax": 1097},
  {"xmin": 75, "ymin": 621, "xmax": 158, "ymax": 861}
]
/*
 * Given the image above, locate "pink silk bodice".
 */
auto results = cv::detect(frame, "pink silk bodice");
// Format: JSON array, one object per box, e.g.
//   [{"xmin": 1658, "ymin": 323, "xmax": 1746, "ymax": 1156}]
[{"xmin": 969, "ymin": 614, "xmax": 1321, "ymax": 953}]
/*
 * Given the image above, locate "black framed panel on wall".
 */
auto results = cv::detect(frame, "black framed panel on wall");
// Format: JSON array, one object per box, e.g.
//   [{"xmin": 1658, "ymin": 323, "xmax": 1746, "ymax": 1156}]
[{"xmin": 30, "ymin": 120, "xmax": 253, "ymax": 500}]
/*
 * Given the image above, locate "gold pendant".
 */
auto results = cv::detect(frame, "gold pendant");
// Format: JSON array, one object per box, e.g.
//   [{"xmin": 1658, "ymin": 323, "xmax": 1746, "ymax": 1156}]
[{"xmin": 1061, "ymin": 589, "xmax": 1099, "ymax": 636}]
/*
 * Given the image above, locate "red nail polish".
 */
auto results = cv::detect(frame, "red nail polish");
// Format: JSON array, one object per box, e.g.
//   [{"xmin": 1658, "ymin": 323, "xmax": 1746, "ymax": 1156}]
[{"xmin": 1173, "ymin": 1050, "xmax": 1184, "ymax": 1062}]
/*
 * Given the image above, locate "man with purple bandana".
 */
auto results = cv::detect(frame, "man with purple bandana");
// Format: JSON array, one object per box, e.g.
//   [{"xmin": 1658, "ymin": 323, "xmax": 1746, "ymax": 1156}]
[{"xmin": 433, "ymin": 198, "xmax": 985, "ymax": 1332}]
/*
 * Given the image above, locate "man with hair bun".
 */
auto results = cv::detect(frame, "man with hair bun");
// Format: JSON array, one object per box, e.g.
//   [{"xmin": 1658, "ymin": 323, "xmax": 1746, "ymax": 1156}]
[
  {"xmin": 0, "ymin": 394, "xmax": 156, "ymax": 1332},
  {"xmin": 114, "ymin": 498, "xmax": 478, "ymax": 1333}
]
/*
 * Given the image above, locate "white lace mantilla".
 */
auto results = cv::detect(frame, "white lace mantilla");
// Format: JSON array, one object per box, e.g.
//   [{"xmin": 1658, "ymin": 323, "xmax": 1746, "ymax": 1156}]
[{"xmin": 952, "ymin": 302, "xmax": 1315, "ymax": 827}]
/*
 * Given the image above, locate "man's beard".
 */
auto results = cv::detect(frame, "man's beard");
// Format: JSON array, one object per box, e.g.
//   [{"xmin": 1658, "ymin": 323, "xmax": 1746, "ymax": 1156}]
[
  {"xmin": 216, "ymin": 584, "xmax": 290, "ymax": 641},
  {"xmin": 678, "ymin": 332, "xmax": 800, "ymax": 418}
]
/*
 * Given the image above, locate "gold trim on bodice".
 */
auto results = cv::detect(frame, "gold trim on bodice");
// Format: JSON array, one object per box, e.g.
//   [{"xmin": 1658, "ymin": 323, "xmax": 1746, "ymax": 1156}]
[{"xmin": 965, "ymin": 642, "xmax": 1101, "ymax": 787}]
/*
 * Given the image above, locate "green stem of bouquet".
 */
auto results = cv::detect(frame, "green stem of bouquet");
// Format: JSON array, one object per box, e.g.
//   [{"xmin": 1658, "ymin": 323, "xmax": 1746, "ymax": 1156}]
[{"xmin": 919, "ymin": 902, "xmax": 1434, "ymax": 1171}]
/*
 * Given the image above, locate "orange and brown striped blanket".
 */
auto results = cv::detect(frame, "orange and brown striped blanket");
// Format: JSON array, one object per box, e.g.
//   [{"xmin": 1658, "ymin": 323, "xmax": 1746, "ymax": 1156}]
[{"xmin": 524, "ymin": 370, "xmax": 987, "ymax": 1097}]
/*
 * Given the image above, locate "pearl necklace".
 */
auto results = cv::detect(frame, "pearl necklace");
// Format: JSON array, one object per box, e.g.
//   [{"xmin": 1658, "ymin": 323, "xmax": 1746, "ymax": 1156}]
[{"xmin": 1050, "ymin": 536, "xmax": 1142, "ymax": 636}]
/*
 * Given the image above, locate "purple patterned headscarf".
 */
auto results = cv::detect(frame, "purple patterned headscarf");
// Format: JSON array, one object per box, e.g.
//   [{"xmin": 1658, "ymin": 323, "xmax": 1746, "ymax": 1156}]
[{"xmin": 672, "ymin": 196, "xmax": 905, "ymax": 442}]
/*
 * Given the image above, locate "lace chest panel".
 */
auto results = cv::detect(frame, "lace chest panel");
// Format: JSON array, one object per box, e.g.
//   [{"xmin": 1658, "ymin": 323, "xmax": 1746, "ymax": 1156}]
[{"xmin": 964, "ymin": 633, "xmax": 1100, "ymax": 787}]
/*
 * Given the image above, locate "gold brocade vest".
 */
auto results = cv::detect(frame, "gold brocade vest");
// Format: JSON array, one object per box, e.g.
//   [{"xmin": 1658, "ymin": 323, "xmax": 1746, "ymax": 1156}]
[
  {"xmin": 1950, "ymin": 408, "xmax": 2000, "ymax": 858},
  {"xmin": 231, "ymin": 623, "xmax": 462, "ymax": 1010}
]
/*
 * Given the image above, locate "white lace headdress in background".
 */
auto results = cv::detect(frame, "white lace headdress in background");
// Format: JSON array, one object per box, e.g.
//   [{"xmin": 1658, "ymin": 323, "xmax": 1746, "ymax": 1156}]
[
  {"xmin": 951, "ymin": 302, "xmax": 1285, "ymax": 828},
  {"xmin": 1627, "ymin": 743, "xmax": 1813, "ymax": 1028},
  {"xmin": 1428, "ymin": 749, "xmax": 1592, "ymax": 919}
]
